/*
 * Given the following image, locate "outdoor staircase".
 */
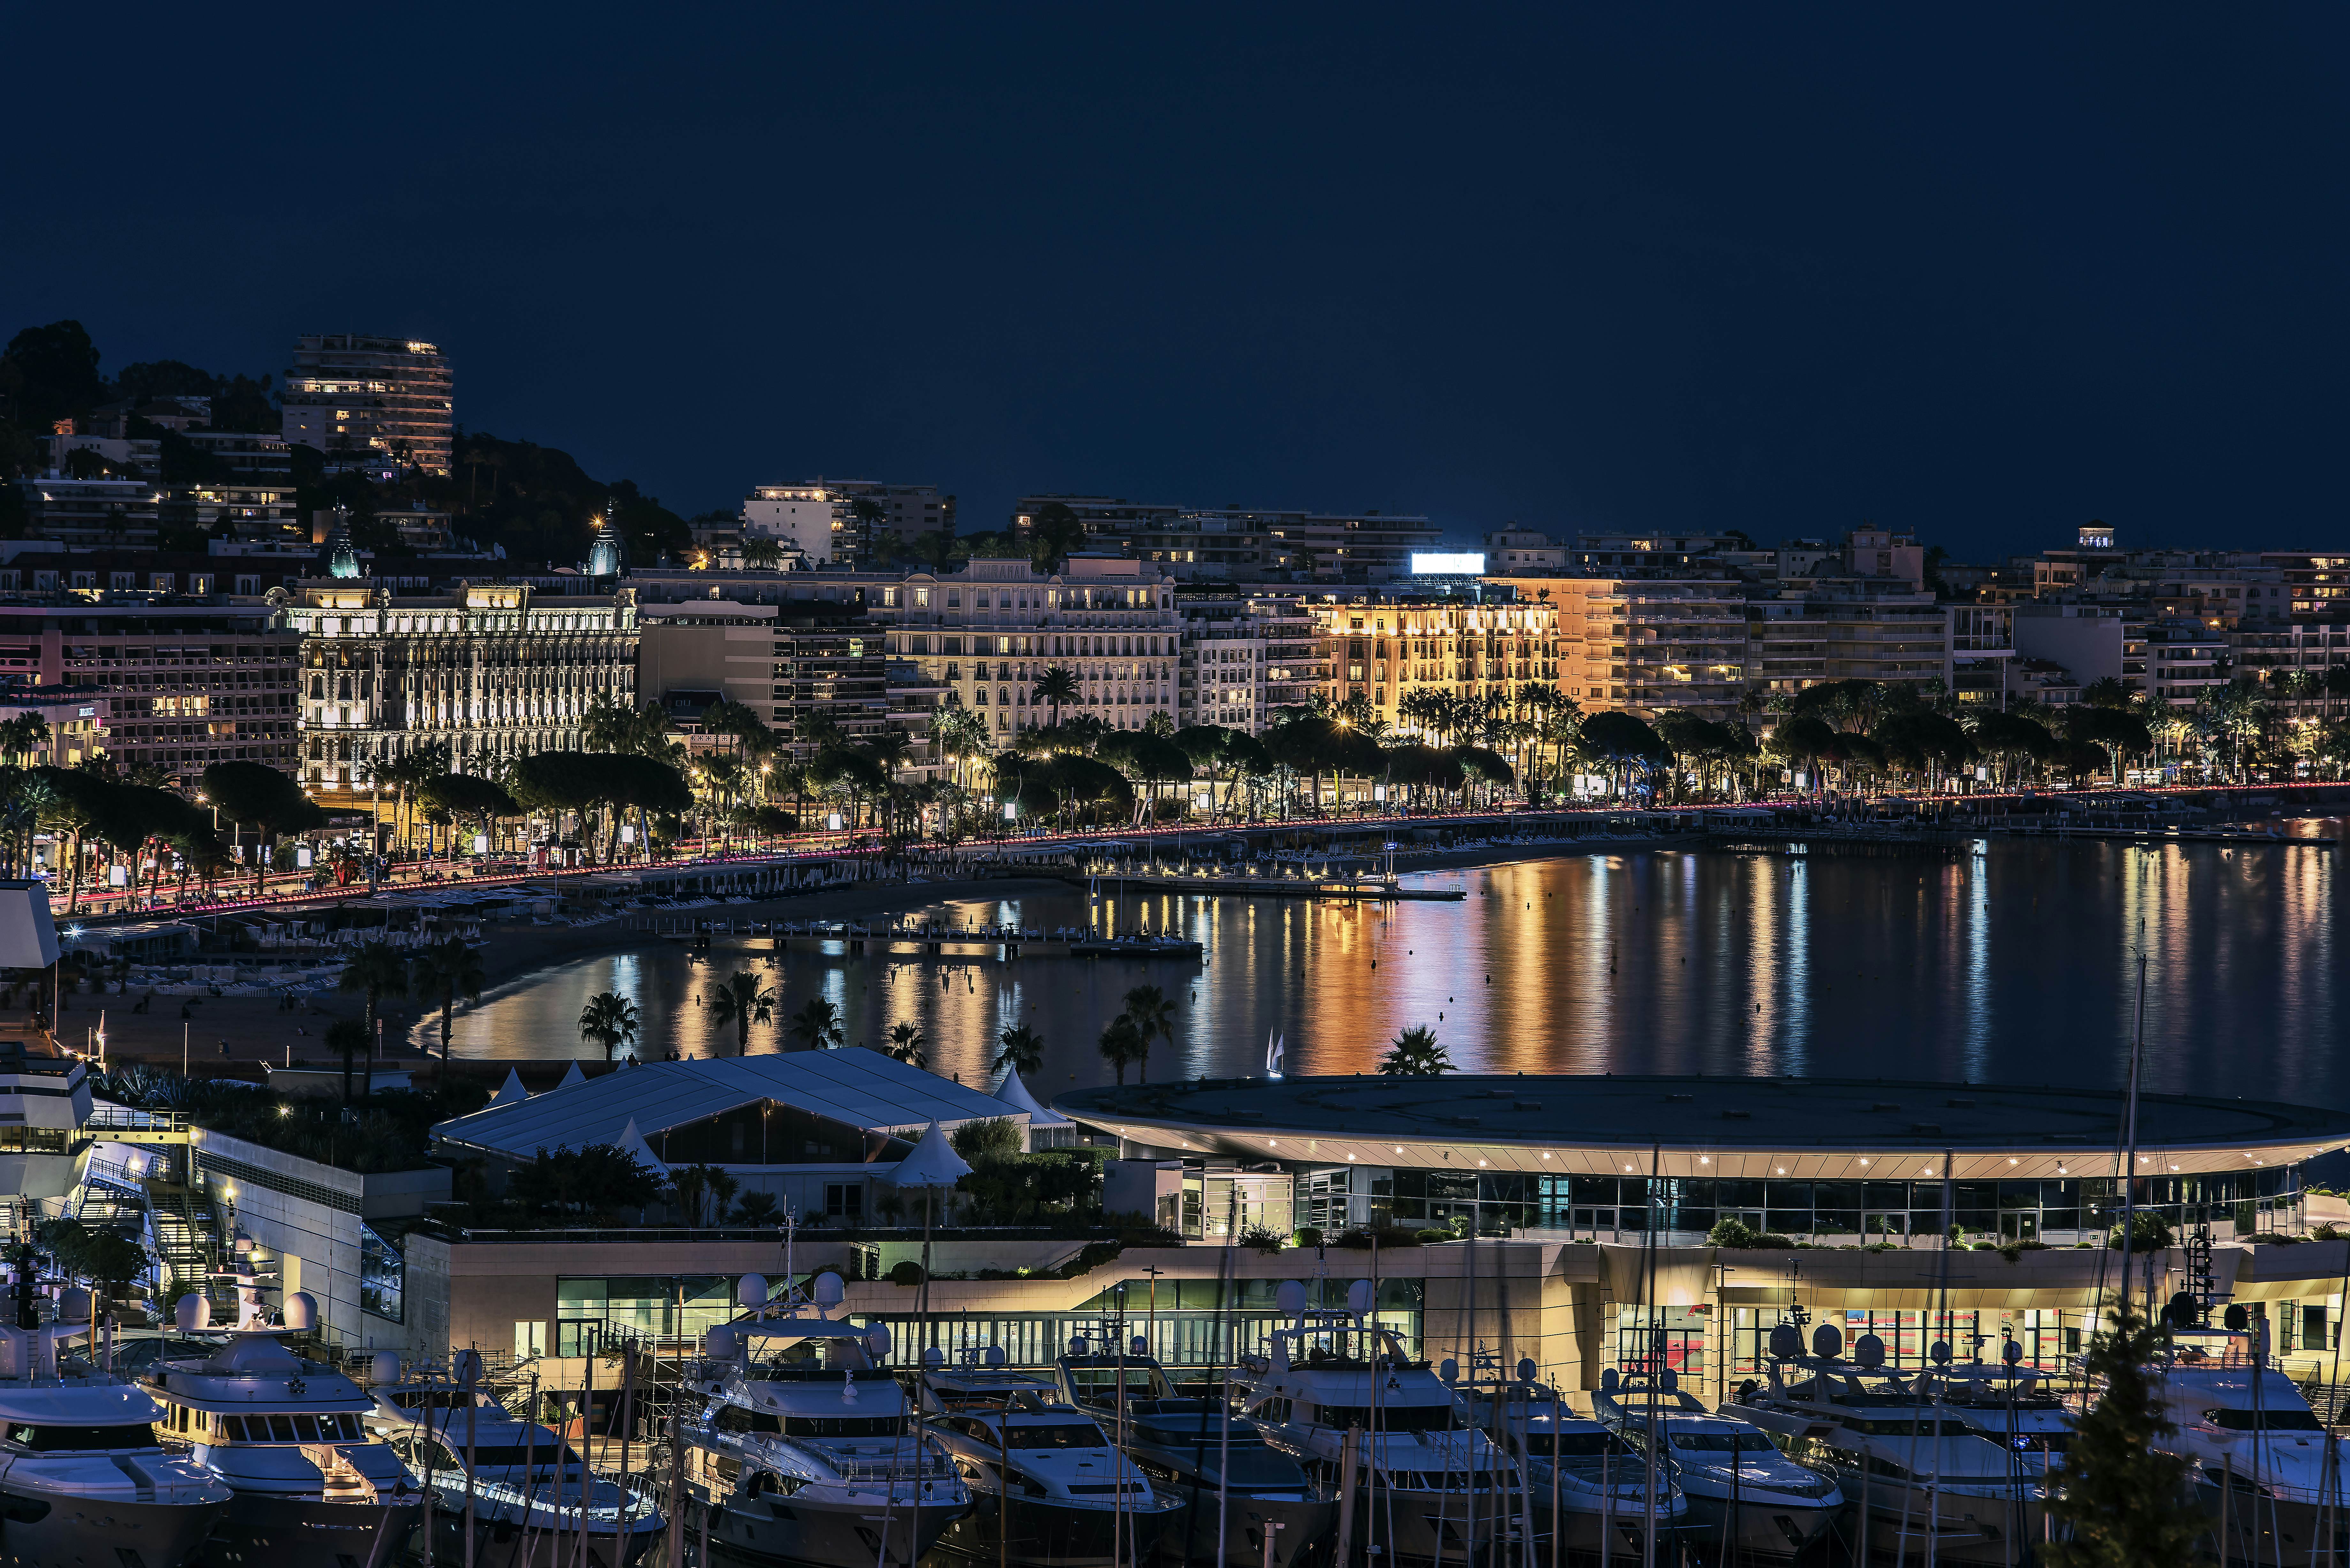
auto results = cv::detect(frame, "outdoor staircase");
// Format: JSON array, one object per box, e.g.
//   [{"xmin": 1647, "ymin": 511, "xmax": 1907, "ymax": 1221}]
[
  {"xmin": 146, "ymin": 1183, "xmax": 231, "ymax": 1312},
  {"xmin": 74, "ymin": 1156, "xmax": 151, "ymax": 1233}
]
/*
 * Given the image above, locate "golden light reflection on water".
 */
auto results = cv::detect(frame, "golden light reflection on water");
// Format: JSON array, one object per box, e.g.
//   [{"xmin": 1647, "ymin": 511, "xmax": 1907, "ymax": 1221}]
[{"xmin": 437, "ymin": 825, "xmax": 2347, "ymax": 1102}]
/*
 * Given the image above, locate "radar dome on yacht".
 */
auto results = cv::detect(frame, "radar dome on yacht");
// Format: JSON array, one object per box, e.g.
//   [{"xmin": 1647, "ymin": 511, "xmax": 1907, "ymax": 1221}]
[
  {"xmin": 737, "ymin": 1274, "xmax": 769, "ymax": 1309},
  {"xmin": 1275, "ymin": 1280, "xmax": 1307, "ymax": 1316},
  {"xmin": 706, "ymin": 1327, "xmax": 738, "ymax": 1360},
  {"xmin": 1853, "ymin": 1332, "xmax": 1886, "ymax": 1369},
  {"xmin": 1767, "ymin": 1323, "xmax": 1801, "ymax": 1360},
  {"xmin": 369, "ymin": 1352, "xmax": 402, "ymax": 1384},
  {"xmin": 1131, "ymin": 1335, "xmax": 1148, "ymax": 1356},
  {"xmin": 453, "ymin": 1349, "xmax": 482, "ymax": 1385},
  {"xmin": 1346, "ymin": 1279, "xmax": 1374, "ymax": 1316},
  {"xmin": 921, "ymin": 1346, "xmax": 944, "ymax": 1367},
  {"xmin": 982, "ymin": 1344, "xmax": 1004, "ymax": 1366},
  {"xmin": 1812, "ymin": 1323, "xmax": 1844, "ymax": 1359},
  {"xmin": 812, "ymin": 1271, "xmax": 845, "ymax": 1310},
  {"xmin": 1601, "ymin": 1367, "xmax": 1619, "ymax": 1392},
  {"xmin": 1439, "ymin": 1359, "xmax": 1458, "ymax": 1384},
  {"xmin": 59, "ymin": 1286, "xmax": 89, "ymax": 1321},
  {"xmin": 867, "ymin": 1324, "xmax": 894, "ymax": 1357},
  {"xmin": 1517, "ymin": 1358, "xmax": 1536, "ymax": 1382},
  {"xmin": 281, "ymin": 1292, "xmax": 317, "ymax": 1330},
  {"xmin": 175, "ymin": 1293, "xmax": 211, "ymax": 1331},
  {"xmin": 1069, "ymin": 1334, "xmax": 1089, "ymax": 1357}
]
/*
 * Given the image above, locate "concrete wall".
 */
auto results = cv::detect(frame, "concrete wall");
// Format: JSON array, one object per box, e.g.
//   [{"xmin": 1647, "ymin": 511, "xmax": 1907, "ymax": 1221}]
[
  {"xmin": 2014, "ymin": 607, "xmax": 2125, "ymax": 683},
  {"xmin": 189, "ymin": 1129, "xmax": 447, "ymax": 1349}
]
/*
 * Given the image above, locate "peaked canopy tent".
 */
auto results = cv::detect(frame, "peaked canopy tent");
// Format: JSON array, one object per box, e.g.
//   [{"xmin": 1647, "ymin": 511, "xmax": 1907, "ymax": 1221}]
[
  {"xmin": 433, "ymin": 1050, "xmax": 1028, "ymax": 1176},
  {"xmin": 993, "ymin": 1067, "xmax": 1076, "ymax": 1149}
]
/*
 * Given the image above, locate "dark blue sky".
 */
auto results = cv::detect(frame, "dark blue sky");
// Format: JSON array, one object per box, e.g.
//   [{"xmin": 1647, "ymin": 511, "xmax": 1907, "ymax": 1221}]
[{"xmin": 7, "ymin": 7, "xmax": 2345, "ymax": 558}]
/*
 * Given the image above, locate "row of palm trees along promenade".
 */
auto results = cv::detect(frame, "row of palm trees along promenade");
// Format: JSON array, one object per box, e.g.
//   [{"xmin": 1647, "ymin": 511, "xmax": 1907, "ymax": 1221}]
[{"xmin": 0, "ymin": 662, "xmax": 2342, "ymax": 916}]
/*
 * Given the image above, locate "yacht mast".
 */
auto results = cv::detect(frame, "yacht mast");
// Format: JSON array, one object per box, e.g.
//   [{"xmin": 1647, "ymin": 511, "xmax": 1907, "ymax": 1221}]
[{"xmin": 2119, "ymin": 948, "xmax": 2147, "ymax": 1326}]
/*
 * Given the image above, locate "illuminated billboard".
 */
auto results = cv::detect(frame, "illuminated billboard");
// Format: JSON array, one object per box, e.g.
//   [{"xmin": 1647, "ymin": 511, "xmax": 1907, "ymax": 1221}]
[{"xmin": 1410, "ymin": 552, "xmax": 1487, "ymax": 576}]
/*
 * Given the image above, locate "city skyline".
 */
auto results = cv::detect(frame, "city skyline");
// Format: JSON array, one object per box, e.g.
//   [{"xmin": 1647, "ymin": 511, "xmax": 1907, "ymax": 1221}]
[{"xmin": 7, "ymin": 10, "xmax": 2350, "ymax": 560}]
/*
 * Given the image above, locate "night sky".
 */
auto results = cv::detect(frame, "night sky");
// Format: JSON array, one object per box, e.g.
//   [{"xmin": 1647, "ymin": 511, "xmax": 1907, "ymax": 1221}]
[{"xmin": 7, "ymin": 7, "xmax": 2345, "ymax": 558}]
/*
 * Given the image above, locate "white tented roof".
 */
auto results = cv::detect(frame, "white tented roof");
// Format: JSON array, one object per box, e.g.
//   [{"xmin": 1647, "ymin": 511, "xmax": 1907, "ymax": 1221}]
[
  {"xmin": 891, "ymin": 1120, "xmax": 974, "ymax": 1188},
  {"xmin": 433, "ymin": 1050, "xmax": 1025, "ymax": 1160},
  {"xmin": 993, "ymin": 1068, "xmax": 1071, "ymax": 1127}
]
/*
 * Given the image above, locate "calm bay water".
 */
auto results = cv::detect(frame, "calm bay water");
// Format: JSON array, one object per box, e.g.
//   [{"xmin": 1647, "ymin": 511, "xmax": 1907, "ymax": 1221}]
[{"xmin": 434, "ymin": 818, "xmax": 2348, "ymax": 1109}]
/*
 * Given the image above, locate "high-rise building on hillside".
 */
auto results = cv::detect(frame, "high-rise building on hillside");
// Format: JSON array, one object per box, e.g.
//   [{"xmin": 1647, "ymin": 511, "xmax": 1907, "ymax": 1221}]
[{"xmin": 279, "ymin": 335, "xmax": 454, "ymax": 475}]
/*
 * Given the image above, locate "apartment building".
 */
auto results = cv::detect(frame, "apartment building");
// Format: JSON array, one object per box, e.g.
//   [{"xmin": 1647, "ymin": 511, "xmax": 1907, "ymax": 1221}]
[
  {"xmin": 12, "ymin": 476, "xmax": 163, "ymax": 545},
  {"xmin": 279, "ymin": 578, "xmax": 637, "ymax": 801},
  {"xmin": 1483, "ymin": 529, "xmax": 1568, "ymax": 574},
  {"xmin": 1018, "ymin": 497, "xmax": 1441, "ymax": 584},
  {"xmin": 1571, "ymin": 531, "xmax": 1748, "ymax": 573},
  {"xmin": 279, "ymin": 335, "xmax": 455, "ymax": 475},
  {"xmin": 1176, "ymin": 594, "xmax": 1326, "ymax": 734},
  {"xmin": 1313, "ymin": 594, "xmax": 1563, "ymax": 732},
  {"xmin": 741, "ymin": 481, "xmax": 955, "ymax": 568},
  {"xmin": 2262, "ymin": 551, "xmax": 2350, "ymax": 620},
  {"xmin": 1482, "ymin": 576, "xmax": 1746, "ymax": 720},
  {"xmin": 2141, "ymin": 617, "xmax": 2231, "ymax": 706},
  {"xmin": 0, "ymin": 604, "xmax": 300, "ymax": 781},
  {"xmin": 876, "ymin": 556, "xmax": 1181, "ymax": 742},
  {"xmin": 1745, "ymin": 580, "xmax": 1950, "ymax": 698}
]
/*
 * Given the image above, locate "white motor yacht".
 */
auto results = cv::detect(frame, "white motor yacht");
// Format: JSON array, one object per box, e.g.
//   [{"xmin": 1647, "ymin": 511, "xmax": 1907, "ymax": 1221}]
[
  {"xmin": 678, "ymin": 1270, "xmax": 968, "ymax": 1568},
  {"xmin": 1720, "ymin": 1322, "xmax": 2047, "ymax": 1565},
  {"xmin": 0, "ymin": 1248, "xmax": 229, "ymax": 1568},
  {"xmin": 143, "ymin": 1291, "xmax": 420, "ymax": 1568},
  {"xmin": 1591, "ymin": 1367, "xmax": 1839, "ymax": 1559},
  {"xmin": 371, "ymin": 1356, "xmax": 662, "ymax": 1568},
  {"xmin": 2156, "ymin": 1322, "xmax": 2350, "ymax": 1565},
  {"xmin": 1454, "ymin": 1363, "xmax": 1687, "ymax": 1563},
  {"xmin": 1051, "ymin": 1333, "xmax": 1337, "ymax": 1568},
  {"xmin": 1225, "ymin": 1281, "xmax": 1520, "ymax": 1568},
  {"xmin": 918, "ymin": 1349, "xmax": 1184, "ymax": 1568}
]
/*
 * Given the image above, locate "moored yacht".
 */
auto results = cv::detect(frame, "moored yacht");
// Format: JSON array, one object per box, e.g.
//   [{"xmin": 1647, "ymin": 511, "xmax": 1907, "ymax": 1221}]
[
  {"xmin": 919, "ymin": 1349, "xmax": 1183, "ymax": 1568},
  {"xmin": 1591, "ymin": 1368, "xmax": 1838, "ymax": 1559},
  {"xmin": 678, "ymin": 1270, "xmax": 968, "ymax": 1568},
  {"xmin": 372, "ymin": 1356, "xmax": 661, "ymax": 1568},
  {"xmin": 0, "ymin": 1248, "xmax": 229, "ymax": 1568},
  {"xmin": 1052, "ymin": 1334, "xmax": 1336, "ymax": 1568},
  {"xmin": 143, "ymin": 1291, "xmax": 420, "ymax": 1568},
  {"xmin": 1721, "ymin": 1322, "xmax": 2047, "ymax": 1565},
  {"xmin": 1226, "ymin": 1281, "xmax": 1520, "ymax": 1568},
  {"xmin": 1452, "ymin": 1371, "xmax": 1688, "ymax": 1562},
  {"xmin": 2154, "ymin": 1322, "xmax": 2348, "ymax": 1565}
]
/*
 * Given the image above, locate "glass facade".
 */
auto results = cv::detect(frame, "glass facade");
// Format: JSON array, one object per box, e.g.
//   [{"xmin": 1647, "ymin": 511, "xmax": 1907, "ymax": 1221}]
[
  {"xmin": 359, "ymin": 1221, "xmax": 404, "ymax": 1323},
  {"xmin": 852, "ymin": 1275, "xmax": 1424, "ymax": 1369},
  {"xmin": 1315, "ymin": 1166, "xmax": 2304, "ymax": 1242},
  {"xmin": 555, "ymin": 1275, "xmax": 737, "ymax": 1353}
]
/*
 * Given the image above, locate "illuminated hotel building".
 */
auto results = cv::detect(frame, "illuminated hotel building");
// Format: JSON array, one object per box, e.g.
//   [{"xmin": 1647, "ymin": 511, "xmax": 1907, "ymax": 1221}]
[
  {"xmin": 280, "ymin": 569, "xmax": 638, "ymax": 802},
  {"xmin": 1311, "ymin": 594, "xmax": 1564, "ymax": 729}
]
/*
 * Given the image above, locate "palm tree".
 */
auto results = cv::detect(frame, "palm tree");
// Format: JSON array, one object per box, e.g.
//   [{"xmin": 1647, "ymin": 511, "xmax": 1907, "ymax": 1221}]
[
  {"xmin": 325, "ymin": 1020, "xmax": 370, "ymax": 1106},
  {"xmin": 336, "ymin": 942, "xmax": 411, "ymax": 1103},
  {"xmin": 416, "ymin": 937, "xmax": 487, "ymax": 1076},
  {"xmin": 1097, "ymin": 1014, "xmax": 1145, "ymax": 1086},
  {"xmin": 884, "ymin": 1021, "xmax": 928, "ymax": 1070},
  {"xmin": 1120, "ymin": 984, "xmax": 1176, "ymax": 1083},
  {"xmin": 1378, "ymin": 1024, "xmax": 1453, "ymax": 1077},
  {"xmin": 785, "ymin": 996, "xmax": 843, "ymax": 1052},
  {"xmin": 578, "ymin": 989, "xmax": 641, "ymax": 1057},
  {"xmin": 707, "ymin": 972, "xmax": 777, "ymax": 1053},
  {"xmin": 1033, "ymin": 665, "xmax": 1080, "ymax": 729},
  {"xmin": 993, "ymin": 1022, "xmax": 1045, "ymax": 1080}
]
